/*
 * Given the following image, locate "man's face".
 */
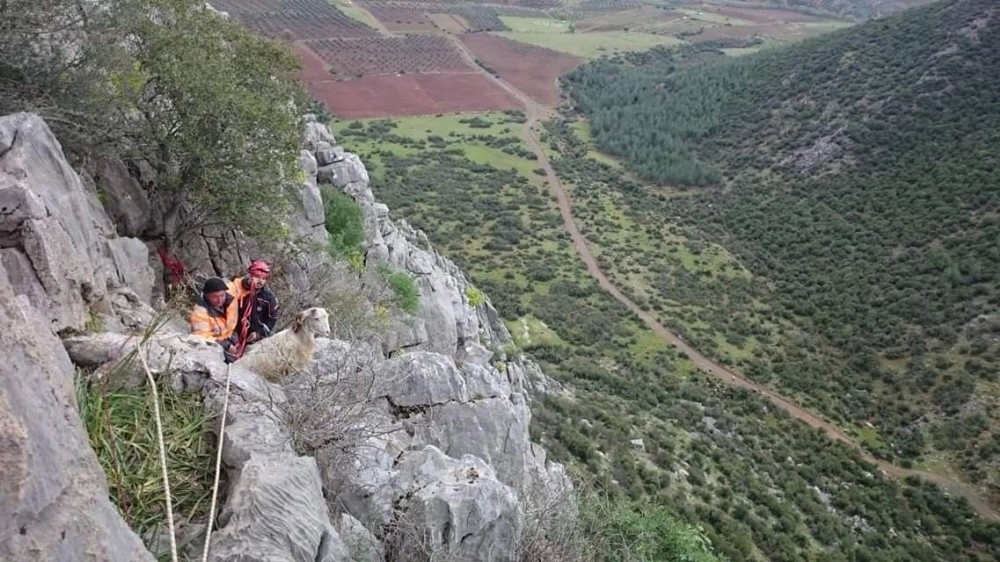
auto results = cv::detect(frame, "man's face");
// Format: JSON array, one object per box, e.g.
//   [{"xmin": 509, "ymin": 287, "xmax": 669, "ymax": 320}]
[
  {"xmin": 249, "ymin": 274, "xmax": 267, "ymax": 290},
  {"xmin": 206, "ymin": 290, "xmax": 227, "ymax": 309}
]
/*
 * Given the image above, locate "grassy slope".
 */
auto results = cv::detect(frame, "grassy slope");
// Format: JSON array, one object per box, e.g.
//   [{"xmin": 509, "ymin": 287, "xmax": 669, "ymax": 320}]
[
  {"xmin": 331, "ymin": 112, "xmax": 1000, "ymax": 562},
  {"xmin": 560, "ymin": 0, "xmax": 1000, "ymax": 499},
  {"xmin": 328, "ymin": 0, "xmax": 382, "ymax": 28},
  {"xmin": 496, "ymin": 15, "xmax": 683, "ymax": 58}
]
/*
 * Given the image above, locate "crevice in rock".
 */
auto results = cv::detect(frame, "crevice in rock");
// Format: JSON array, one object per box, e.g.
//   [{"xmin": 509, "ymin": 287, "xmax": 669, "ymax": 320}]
[
  {"xmin": 315, "ymin": 529, "xmax": 333, "ymax": 562},
  {"xmin": 385, "ymin": 395, "xmax": 428, "ymax": 421},
  {"xmin": 381, "ymin": 489, "xmax": 416, "ymax": 562},
  {"xmin": 0, "ymin": 127, "xmax": 20, "ymax": 161},
  {"xmin": 386, "ymin": 340, "xmax": 423, "ymax": 360},
  {"xmin": 0, "ymin": 231, "xmax": 25, "ymax": 250},
  {"xmin": 383, "ymin": 393, "xmax": 502, "ymax": 422},
  {"xmin": 441, "ymin": 518, "xmax": 452, "ymax": 546}
]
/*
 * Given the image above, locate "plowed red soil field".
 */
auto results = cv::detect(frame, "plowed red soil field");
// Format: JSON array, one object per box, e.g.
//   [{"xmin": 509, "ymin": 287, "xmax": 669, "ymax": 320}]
[
  {"xmin": 306, "ymin": 73, "xmax": 521, "ymax": 118},
  {"xmin": 459, "ymin": 34, "xmax": 584, "ymax": 106},
  {"xmin": 293, "ymin": 42, "xmax": 332, "ymax": 83}
]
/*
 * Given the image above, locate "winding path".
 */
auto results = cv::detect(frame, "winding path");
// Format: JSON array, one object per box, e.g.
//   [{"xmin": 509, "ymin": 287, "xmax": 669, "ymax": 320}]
[{"xmin": 442, "ymin": 34, "xmax": 999, "ymax": 522}]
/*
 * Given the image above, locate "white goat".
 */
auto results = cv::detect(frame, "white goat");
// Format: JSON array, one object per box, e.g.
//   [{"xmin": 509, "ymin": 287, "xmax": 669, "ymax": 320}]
[{"xmin": 237, "ymin": 307, "xmax": 331, "ymax": 382}]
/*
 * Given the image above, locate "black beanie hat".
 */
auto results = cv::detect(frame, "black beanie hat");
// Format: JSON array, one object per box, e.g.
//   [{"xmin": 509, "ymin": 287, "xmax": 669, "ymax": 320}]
[{"xmin": 203, "ymin": 277, "xmax": 228, "ymax": 294}]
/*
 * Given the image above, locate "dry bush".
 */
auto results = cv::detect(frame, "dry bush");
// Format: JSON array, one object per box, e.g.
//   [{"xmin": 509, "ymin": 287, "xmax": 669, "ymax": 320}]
[
  {"xmin": 515, "ymin": 474, "xmax": 587, "ymax": 562},
  {"xmin": 275, "ymin": 339, "xmax": 406, "ymax": 500},
  {"xmin": 265, "ymin": 242, "xmax": 388, "ymax": 343}
]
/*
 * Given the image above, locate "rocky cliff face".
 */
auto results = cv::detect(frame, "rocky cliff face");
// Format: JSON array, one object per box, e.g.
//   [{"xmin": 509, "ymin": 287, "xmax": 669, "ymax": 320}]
[
  {"xmin": 0, "ymin": 113, "xmax": 156, "ymax": 561},
  {"xmin": 0, "ymin": 112, "xmax": 570, "ymax": 561}
]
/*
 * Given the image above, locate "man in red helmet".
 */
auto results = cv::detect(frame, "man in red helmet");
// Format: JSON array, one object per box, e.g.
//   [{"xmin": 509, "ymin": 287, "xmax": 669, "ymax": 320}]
[{"xmin": 226, "ymin": 259, "xmax": 279, "ymax": 347}]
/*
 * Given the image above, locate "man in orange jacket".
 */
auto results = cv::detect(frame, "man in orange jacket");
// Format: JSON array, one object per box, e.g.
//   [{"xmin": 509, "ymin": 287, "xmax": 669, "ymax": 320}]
[{"xmin": 189, "ymin": 277, "xmax": 240, "ymax": 362}]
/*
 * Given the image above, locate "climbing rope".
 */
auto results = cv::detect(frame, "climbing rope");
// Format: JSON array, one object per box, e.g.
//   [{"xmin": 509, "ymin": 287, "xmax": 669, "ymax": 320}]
[
  {"xmin": 229, "ymin": 281, "xmax": 259, "ymax": 361},
  {"xmin": 203, "ymin": 278, "xmax": 256, "ymax": 558},
  {"xmin": 137, "ymin": 342, "xmax": 179, "ymax": 562},
  {"xmin": 201, "ymin": 361, "xmax": 233, "ymax": 562}
]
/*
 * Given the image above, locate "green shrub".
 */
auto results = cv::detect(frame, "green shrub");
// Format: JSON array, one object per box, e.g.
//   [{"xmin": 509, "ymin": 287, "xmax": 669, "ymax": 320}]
[
  {"xmin": 465, "ymin": 285, "xmax": 486, "ymax": 307},
  {"xmin": 580, "ymin": 495, "xmax": 725, "ymax": 562},
  {"xmin": 377, "ymin": 263, "xmax": 420, "ymax": 315},
  {"xmin": 322, "ymin": 188, "xmax": 366, "ymax": 257}
]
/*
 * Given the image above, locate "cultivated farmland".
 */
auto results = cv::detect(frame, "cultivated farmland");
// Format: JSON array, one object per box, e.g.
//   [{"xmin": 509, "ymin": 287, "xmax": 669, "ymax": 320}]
[
  {"xmin": 305, "ymin": 35, "xmax": 470, "ymax": 76},
  {"xmin": 461, "ymin": 33, "xmax": 583, "ymax": 106},
  {"xmin": 218, "ymin": 0, "xmax": 856, "ymax": 118},
  {"xmin": 446, "ymin": 6, "xmax": 510, "ymax": 31},
  {"xmin": 306, "ymin": 73, "xmax": 520, "ymax": 118},
  {"xmin": 357, "ymin": 2, "xmax": 437, "ymax": 32},
  {"xmin": 427, "ymin": 12, "xmax": 470, "ymax": 33},
  {"xmin": 209, "ymin": 0, "xmax": 376, "ymax": 39}
]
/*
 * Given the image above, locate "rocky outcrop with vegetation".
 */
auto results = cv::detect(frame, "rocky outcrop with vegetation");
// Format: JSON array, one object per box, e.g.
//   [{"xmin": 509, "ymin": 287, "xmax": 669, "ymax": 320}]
[{"xmin": 0, "ymin": 110, "xmax": 571, "ymax": 561}]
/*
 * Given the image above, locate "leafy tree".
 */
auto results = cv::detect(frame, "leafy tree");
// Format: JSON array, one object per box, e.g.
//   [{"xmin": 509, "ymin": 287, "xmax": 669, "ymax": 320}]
[
  {"xmin": 2, "ymin": 0, "xmax": 309, "ymax": 247},
  {"xmin": 0, "ymin": 0, "xmax": 134, "ymax": 149},
  {"xmin": 122, "ymin": 0, "xmax": 308, "ymax": 247}
]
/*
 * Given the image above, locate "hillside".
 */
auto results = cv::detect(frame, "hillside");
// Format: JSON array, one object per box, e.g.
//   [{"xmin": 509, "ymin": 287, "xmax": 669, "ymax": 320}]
[
  {"xmin": 332, "ymin": 111, "xmax": 1000, "ymax": 561},
  {"xmin": 750, "ymin": 0, "xmax": 933, "ymax": 19},
  {"xmin": 561, "ymin": 0, "xmax": 1000, "ymax": 504}
]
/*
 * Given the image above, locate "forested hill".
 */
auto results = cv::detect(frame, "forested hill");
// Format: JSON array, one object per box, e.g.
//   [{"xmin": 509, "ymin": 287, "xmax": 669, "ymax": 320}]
[
  {"xmin": 564, "ymin": 0, "xmax": 998, "ymax": 188},
  {"xmin": 774, "ymin": 0, "xmax": 933, "ymax": 19},
  {"xmin": 560, "ymin": 0, "xmax": 1000, "ymax": 505}
]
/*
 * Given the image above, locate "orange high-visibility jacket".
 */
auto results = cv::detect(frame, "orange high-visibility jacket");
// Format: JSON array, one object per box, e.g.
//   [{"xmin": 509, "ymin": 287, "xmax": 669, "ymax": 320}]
[{"xmin": 189, "ymin": 292, "xmax": 238, "ymax": 341}]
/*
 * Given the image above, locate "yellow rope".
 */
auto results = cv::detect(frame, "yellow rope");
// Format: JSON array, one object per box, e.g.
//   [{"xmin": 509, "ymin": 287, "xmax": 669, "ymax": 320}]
[
  {"xmin": 137, "ymin": 343, "xmax": 178, "ymax": 562},
  {"xmin": 201, "ymin": 361, "xmax": 233, "ymax": 562}
]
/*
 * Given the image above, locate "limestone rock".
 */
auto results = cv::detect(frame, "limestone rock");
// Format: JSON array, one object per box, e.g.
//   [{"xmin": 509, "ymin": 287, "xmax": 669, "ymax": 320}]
[
  {"xmin": 457, "ymin": 340, "xmax": 494, "ymax": 367},
  {"xmin": 0, "ymin": 113, "xmax": 107, "ymax": 266},
  {"xmin": 338, "ymin": 513, "xmax": 382, "ymax": 562},
  {"xmin": 328, "ymin": 152, "xmax": 369, "ymax": 192},
  {"xmin": 0, "ymin": 280, "xmax": 153, "ymax": 561},
  {"xmin": 88, "ymin": 156, "xmax": 151, "ymax": 238},
  {"xmin": 384, "ymin": 446, "xmax": 521, "ymax": 562},
  {"xmin": 299, "ymin": 149, "xmax": 318, "ymax": 179},
  {"xmin": 302, "ymin": 119, "xmax": 336, "ymax": 152},
  {"xmin": 106, "ymin": 237, "xmax": 155, "ymax": 304},
  {"xmin": 206, "ymin": 457, "xmax": 344, "ymax": 562},
  {"xmin": 0, "ymin": 112, "xmax": 156, "ymax": 332},
  {"xmin": 191, "ymin": 341, "xmax": 342, "ymax": 562}
]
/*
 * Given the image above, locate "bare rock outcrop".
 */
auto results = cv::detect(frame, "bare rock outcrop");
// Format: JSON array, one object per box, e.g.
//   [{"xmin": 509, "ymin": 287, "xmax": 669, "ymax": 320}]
[
  {"xmin": 2, "ymin": 112, "xmax": 572, "ymax": 562},
  {"xmin": 304, "ymin": 118, "xmax": 560, "ymax": 396},
  {"xmin": 0, "ymin": 112, "xmax": 156, "ymax": 333},
  {"xmin": 0, "ymin": 280, "xmax": 153, "ymax": 561}
]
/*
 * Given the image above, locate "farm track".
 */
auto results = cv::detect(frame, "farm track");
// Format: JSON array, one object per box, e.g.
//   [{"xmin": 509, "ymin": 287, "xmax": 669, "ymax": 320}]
[{"xmin": 443, "ymin": 32, "xmax": 1000, "ymax": 522}]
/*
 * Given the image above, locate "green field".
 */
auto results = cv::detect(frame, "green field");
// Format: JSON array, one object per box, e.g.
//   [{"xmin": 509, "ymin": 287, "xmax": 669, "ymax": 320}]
[
  {"xmin": 496, "ymin": 16, "xmax": 684, "ymax": 58},
  {"xmin": 329, "ymin": 0, "xmax": 382, "ymax": 29},
  {"xmin": 499, "ymin": 15, "xmax": 572, "ymax": 33}
]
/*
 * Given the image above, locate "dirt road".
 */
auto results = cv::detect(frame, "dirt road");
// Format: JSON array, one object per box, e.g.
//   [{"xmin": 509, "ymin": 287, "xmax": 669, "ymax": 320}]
[{"xmin": 444, "ymin": 34, "xmax": 999, "ymax": 522}]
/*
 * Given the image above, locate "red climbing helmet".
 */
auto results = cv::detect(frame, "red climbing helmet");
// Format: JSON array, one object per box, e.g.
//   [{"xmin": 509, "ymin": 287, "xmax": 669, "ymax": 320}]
[{"xmin": 248, "ymin": 259, "xmax": 271, "ymax": 279}]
